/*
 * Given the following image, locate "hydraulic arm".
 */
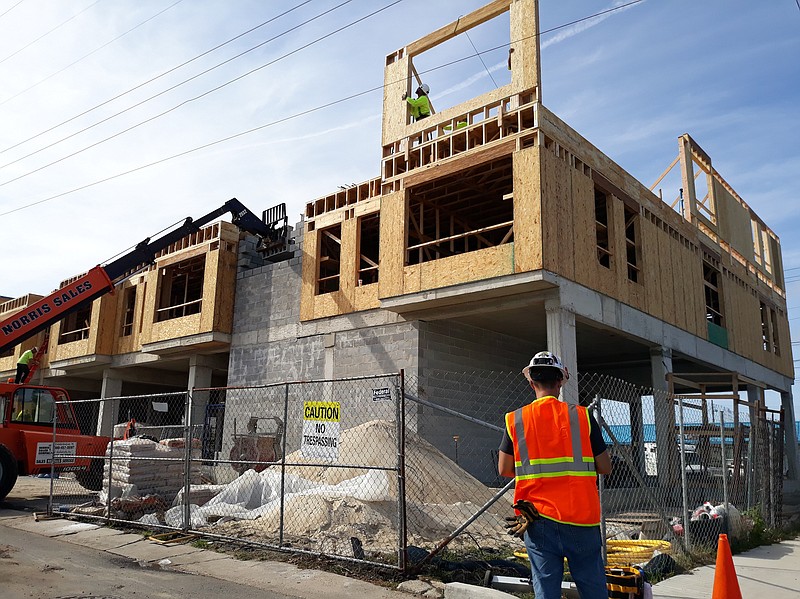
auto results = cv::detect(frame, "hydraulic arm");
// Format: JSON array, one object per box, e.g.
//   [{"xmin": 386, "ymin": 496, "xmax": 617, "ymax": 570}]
[{"xmin": 0, "ymin": 198, "xmax": 289, "ymax": 355}]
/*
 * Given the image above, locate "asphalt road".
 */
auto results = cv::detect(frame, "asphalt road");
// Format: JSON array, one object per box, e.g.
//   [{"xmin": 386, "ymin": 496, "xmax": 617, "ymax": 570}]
[
  {"xmin": 0, "ymin": 524, "xmax": 296, "ymax": 599},
  {"xmin": 0, "ymin": 477, "xmax": 405, "ymax": 599}
]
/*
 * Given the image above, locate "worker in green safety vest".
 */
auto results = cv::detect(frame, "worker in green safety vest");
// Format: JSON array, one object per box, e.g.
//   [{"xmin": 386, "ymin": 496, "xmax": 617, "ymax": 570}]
[
  {"xmin": 15, "ymin": 346, "xmax": 37, "ymax": 384},
  {"xmin": 402, "ymin": 84, "xmax": 431, "ymax": 121}
]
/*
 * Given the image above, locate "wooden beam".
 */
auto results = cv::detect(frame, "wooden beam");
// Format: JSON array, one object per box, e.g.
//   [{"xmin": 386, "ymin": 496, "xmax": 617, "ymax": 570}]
[{"xmin": 407, "ymin": 0, "xmax": 510, "ymax": 56}]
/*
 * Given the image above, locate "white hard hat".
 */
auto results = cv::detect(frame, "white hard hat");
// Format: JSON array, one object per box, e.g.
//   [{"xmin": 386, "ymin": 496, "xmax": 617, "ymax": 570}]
[
  {"xmin": 522, "ymin": 351, "xmax": 569, "ymax": 382},
  {"xmin": 418, "ymin": 83, "xmax": 430, "ymax": 94}
]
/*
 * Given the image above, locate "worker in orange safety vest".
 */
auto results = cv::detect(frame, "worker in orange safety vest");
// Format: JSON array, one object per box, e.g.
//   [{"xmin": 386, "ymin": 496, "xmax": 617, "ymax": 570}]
[{"xmin": 498, "ymin": 351, "xmax": 612, "ymax": 599}]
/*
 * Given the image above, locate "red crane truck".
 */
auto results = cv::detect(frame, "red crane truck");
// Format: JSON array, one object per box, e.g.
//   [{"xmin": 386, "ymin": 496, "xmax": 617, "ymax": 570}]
[{"xmin": 0, "ymin": 199, "xmax": 289, "ymax": 500}]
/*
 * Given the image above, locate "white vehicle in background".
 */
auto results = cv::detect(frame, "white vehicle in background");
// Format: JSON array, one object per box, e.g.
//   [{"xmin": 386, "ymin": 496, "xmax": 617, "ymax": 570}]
[{"xmin": 644, "ymin": 442, "xmax": 702, "ymax": 476}]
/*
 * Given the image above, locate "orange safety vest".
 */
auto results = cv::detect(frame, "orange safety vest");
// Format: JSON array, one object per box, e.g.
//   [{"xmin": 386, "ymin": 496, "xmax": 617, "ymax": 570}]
[{"xmin": 505, "ymin": 396, "xmax": 601, "ymax": 526}]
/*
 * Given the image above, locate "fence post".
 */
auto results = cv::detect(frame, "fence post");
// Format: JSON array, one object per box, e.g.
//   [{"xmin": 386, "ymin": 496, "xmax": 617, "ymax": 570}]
[
  {"xmin": 595, "ymin": 395, "xmax": 607, "ymax": 566},
  {"xmin": 678, "ymin": 395, "xmax": 691, "ymax": 552},
  {"xmin": 397, "ymin": 370, "xmax": 408, "ymax": 573},
  {"xmin": 48, "ymin": 401, "xmax": 58, "ymax": 516},
  {"xmin": 720, "ymin": 411, "xmax": 729, "ymax": 515},
  {"xmin": 106, "ymin": 400, "xmax": 114, "ymax": 523},
  {"xmin": 768, "ymin": 421, "xmax": 775, "ymax": 528},
  {"xmin": 279, "ymin": 383, "xmax": 289, "ymax": 548},
  {"xmin": 182, "ymin": 390, "xmax": 192, "ymax": 533}
]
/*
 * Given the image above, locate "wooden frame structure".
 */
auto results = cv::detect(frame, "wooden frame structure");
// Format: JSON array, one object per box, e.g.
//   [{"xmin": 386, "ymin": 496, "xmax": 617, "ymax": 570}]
[{"xmin": 299, "ymin": 0, "xmax": 792, "ymax": 382}]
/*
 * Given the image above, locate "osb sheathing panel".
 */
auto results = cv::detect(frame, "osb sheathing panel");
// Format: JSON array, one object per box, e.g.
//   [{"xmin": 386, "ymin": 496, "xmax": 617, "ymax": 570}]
[
  {"xmin": 299, "ymin": 227, "xmax": 318, "ymax": 321},
  {"xmin": 538, "ymin": 106, "xmax": 660, "ymax": 212},
  {"xmin": 715, "ymin": 179, "xmax": 754, "ymax": 263},
  {"xmin": 377, "ymin": 190, "xmax": 406, "ymax": 300},
  {"xmin": 509, "ymin": 0, "xmax": 540, "ymax": 93},
  {"xmin": 139, "ymin": 268, "xmax": 159, "ymax": 345},
  {"xmin": 640, "ymin": 219, "xmax": 664, "ymax": 321},
  {"xmin": 571, "ymin": 167, "xmax": 595, "ymax": 288},
  {"xmin": 208, "ymin": 248, "xmax": 237, "ymax": 333},
  {"xmin": 404, "ymin": 245, "xmax": 514, "ymax": 294},
  {"xmin": 513, "ymin": 146, "xmax": 543, "ymax": 273},
  {"xmin": 354, "ymin": 283, "xmax": 380, "ymax": 311},
  {"xmin": 382, "ymin": 55, "xmax": 411, "ymax": 147},
  {"xmin": 151, "ymin": 312, "xmax": 202, "ymax": 341},
  {"xmin": 539, "ymin": 150, "xmax": 575, "ymax": 279}
]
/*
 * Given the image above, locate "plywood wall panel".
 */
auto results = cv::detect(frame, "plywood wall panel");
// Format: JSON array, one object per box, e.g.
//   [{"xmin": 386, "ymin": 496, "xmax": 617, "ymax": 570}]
[
  {"xmin": 299, "ymin": 227, "xmax": 319, "ymax": 321},
  {"xmin": 512, "ymin": 146, "xmax": 542, "ymax": 273},
  {"xmin": 571, "ymin": 169, "xmax": 596, "ymax": 289},
  {"xmin": 378, "ymin": 191, "xmax": 406, "ymax": 299},
  {"xmin": 540, "ymin": 150, "xmax": 574, "ymax": 279}
]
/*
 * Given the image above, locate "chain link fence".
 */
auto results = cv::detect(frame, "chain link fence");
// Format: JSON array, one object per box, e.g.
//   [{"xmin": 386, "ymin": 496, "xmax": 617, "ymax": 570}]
[{"xmin": 48, "ymin": 370, "xmax": 785, "ymax": 571}]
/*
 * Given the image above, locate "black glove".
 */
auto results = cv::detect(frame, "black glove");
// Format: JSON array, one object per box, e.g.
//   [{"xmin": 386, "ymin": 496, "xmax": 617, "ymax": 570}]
[
  {"xmin": 401, "ymin": 92, "xmax": 408, "ymax": 100},
  {"xmin": 504, "ymin": 500, "xmax": 540, "ymax": 538}
]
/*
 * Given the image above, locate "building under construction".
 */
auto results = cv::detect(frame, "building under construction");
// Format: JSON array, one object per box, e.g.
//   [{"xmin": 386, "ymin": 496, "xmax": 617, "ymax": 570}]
[{"xmin": 1, "ymin": 0, "xmax": 797, "ymax": 485}]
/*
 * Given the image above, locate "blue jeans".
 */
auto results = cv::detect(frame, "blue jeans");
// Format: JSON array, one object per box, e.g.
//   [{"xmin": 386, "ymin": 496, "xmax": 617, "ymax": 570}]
[{"xmin": 523, "ymin": 517, "xmax": 607, "ymax": 599}]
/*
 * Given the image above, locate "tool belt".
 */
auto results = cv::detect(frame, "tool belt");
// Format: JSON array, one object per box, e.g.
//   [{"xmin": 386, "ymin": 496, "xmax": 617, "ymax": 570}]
[{"xmin": 605, "ymin": 566, "xmax": 644, "ymax": 598}]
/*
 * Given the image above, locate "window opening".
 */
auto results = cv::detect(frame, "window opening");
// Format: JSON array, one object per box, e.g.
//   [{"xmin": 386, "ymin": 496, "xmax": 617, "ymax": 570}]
[
  {"xmin": 121, "ymin": 287, "xmax": 136, "ymax": 336},
  {"xmin": 156, "ymin": 255, "xmax": 205, "ymax": 322},
  {"xmin": 60, "ymin": 303, "xmax": 92, "ymax": 343},
  {"xmin": 406, "ymin": 157, "xmax": 513, "ymax": 266},
  {"xmin": 703, "ymin": 260, "xmax": 723, "ymax": 327},
  {"xmin": 769, "ymin": 308, "xmax": 780, "ymax": 356},
  {"xmin": 357, "ymin": 214, "xmax": 380, "ymax": 286},
  {"xmin": 760, "ymin": 302, "xmax": 771, "ymax": 352},
  {"xmin": 624, "ymin": 205, "xmax": 641, "ymax": 283},
  {"xmin": 317, "ymin": 224, "xmax": 342, "ymax": 294},
  {"xmin": 595, "ymin": 188, "xmax": 612, "ymax": 269}
]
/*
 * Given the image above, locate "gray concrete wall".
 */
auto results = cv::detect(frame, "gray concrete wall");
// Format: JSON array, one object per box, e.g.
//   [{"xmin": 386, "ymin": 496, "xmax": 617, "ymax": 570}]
[{"xmin": 414, "ymin": 320, "xmax": 536, "ymax": 485}]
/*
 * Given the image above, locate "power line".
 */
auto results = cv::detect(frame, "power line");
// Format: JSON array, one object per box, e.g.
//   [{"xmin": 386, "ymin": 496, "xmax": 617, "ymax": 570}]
[
  {"xmin": 0, "ymin": 0, "xmax": 102, "ymax": 67},
  {"xmin": 0, "ymin": 0, "xmax": 645, "ymax": 217},
  {"xmin": 0, "ymin": 0, "xmax": 369, "ymax": 189},
  {"xmin": 0, "ymin": 0, "xmax": 314, "ymax": 157},
  {"xmin": 0, "ymin": 0, "xmax": 183, "ymax": 108},
  {"xmin": 0, "ymin": 0, "xmax": 351, "ymax": 174},
  {"xmin": 0, "ymin": 0, "xmax": 26, "ymax": 21},
  {"xmin": 464, "ymin": 29, "xmax": 499, "ymax": 89}
]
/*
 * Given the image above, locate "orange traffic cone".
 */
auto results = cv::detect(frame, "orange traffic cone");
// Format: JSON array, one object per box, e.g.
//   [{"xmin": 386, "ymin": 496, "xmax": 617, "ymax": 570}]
[{"xmin": 711, "ymin": 533, "xmax": 742, "ymax": 599}]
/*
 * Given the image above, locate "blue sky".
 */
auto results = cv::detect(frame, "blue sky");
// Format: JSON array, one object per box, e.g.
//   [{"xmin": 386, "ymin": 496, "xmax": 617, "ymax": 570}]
[{"xmin": 0, "ymin": 1, "xmax": 798, "ymax": 410}]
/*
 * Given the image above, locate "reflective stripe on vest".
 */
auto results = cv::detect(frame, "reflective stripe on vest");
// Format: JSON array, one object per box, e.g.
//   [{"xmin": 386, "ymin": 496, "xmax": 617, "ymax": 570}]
[{"xmin": 512, "ymin": 403, "xmax": 596, "ymax": 479}]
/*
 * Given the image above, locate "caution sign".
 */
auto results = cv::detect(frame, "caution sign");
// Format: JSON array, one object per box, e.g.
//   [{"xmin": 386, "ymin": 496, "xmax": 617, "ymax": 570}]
[
  {"xmin": 35, "ymin": 442, "xmax": 77, "ymax": 465},
  {"xmin": 301, "ymin": 401, "xmax": 340, "ymax": 461}
]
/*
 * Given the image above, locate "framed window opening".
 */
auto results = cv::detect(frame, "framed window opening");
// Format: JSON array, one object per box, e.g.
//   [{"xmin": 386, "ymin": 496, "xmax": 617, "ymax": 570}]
[
  {"xmin": 357, "ymin": 214, "xmax": 380, "ymax": 286},
  {"xmin": 156, "ymin": 255, "xmax": 205, "ymax": 322},
  {"xmin": 60, "ymin": 304, "xmax": 92, "ymax": 343},
  {"xmin": 405, "ymin": 156, "xmax": 513, "ymax": 266},
  {"xmin": 703, "ymin": 260, "xmax": 724, "ymax": 327},
  {"xmin": 624, "ymin": 204, "xmax": 641, "ymax": 283},
  {"xmin": 594, "ymin": 188, "xmax": 612, "ymax": 269},
  {"xmin": 317, "ymin": 224, "xmax": 342, "ymax": 294},
  {"xmin": 121, "ymin": 287, "xmax": 136, "ymax": 336}
]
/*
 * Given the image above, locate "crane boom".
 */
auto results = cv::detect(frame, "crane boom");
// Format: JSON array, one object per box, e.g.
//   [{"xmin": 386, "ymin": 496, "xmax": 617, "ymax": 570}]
[{"xmin": 0, "ymin": 198, "xmax": 289, "ymax": 356}]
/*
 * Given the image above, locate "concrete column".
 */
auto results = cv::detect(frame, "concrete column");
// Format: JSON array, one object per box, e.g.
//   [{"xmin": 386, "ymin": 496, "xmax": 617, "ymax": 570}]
[
  {"xmin": 188, "ymin": 356, "xmax": 213, "ymax": 430},
  {"xmin": 650, "ymin": 346, "xmax": 676, "ymax": 483},
  {"xmin": 96, "ymin": 369, "xmax": 122, "ymax": 436},
  {"xmin": 545, "ymin": 299, "xmax": 578, "ymax": 405},
  {"xmin": 780, "ymin": 391, "xmax": 799, "ymax": 480}
]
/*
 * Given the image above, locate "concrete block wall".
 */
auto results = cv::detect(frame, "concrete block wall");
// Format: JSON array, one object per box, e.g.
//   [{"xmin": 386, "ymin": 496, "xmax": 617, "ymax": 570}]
[{"xmin": 415, "ymin": 320, "xmax": 537, "ymax": 484}]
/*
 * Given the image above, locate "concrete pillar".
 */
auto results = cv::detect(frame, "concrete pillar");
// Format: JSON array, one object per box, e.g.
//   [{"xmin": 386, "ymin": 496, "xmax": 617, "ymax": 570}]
[
  {"xmin": 188, "ymin": 356, "xmax": 213, "ymax": 430},
  {"xmin": 650, "ymin": 346, "xmax": 676, "ymax": 483},
  {"xmin": 780, "ymin": 391, "xmax": 799, "ymax": 480},
  {"xmin": 545, "ymin": 299, "xmax": 578, "ymax": 405},
  {"xmin": 96, "ymin": 369, "xmax": 122, "ymax": 436}
]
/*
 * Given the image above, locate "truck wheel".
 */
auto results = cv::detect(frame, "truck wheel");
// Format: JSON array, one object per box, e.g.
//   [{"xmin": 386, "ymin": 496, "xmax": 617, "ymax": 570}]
[
  {"xmin": 74, "ymin": 458, "xmax": 105, "ymax": 492},
  {"xmin": 0, "ymin": 444, "xmax": 19, "ymax": 501}
]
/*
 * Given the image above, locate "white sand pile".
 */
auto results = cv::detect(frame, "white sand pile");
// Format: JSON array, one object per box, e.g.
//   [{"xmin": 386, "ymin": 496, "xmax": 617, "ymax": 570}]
[{"xmin": 191, "ymin": 419, "xmax": 515, "ymax": 555}]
